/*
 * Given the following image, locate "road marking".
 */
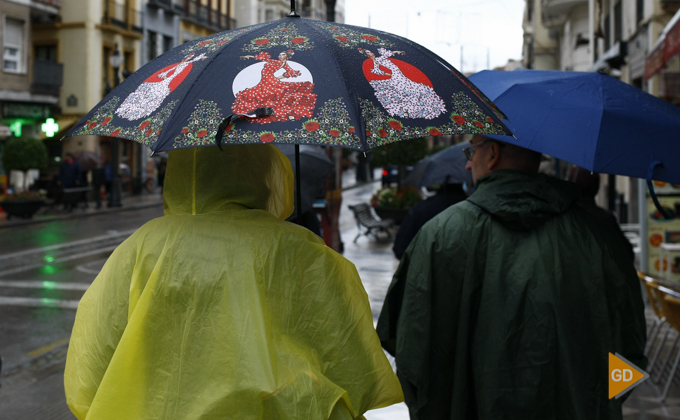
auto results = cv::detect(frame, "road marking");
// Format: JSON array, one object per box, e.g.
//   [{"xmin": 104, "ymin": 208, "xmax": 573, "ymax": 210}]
[
  {"xmin": 0, "ymin": 280, "xmax": 90, "ymax": 291},
  {"xmin": 0, "ymin": 229, "xmax": 135, "ymax": 262},
  {"xmin": 0, "ymin": 296, "xmax": 79, "ymax": 309},
  {"xmin": 28, "ymin": 337, "xmax": 70, "ymax": 357},
  {"xmin": 0, "ymin": 245, "xmax": 118, "ymax": 277}
]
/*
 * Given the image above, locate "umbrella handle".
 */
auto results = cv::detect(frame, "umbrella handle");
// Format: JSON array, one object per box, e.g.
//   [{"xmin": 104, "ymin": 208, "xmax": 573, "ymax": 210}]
[
  {"xmin": 214, "ymin": 108, "xmax": 274, "ymax": 151},
  {"xmin": 646, "ymin": 160, "xmax": 673, "ymax": 220}
]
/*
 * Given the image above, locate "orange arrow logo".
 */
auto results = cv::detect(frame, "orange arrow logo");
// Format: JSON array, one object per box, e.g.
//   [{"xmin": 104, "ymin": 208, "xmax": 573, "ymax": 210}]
[{"xmin": 609, "ymin": 352, "xmax": 649, "ymax": 399}]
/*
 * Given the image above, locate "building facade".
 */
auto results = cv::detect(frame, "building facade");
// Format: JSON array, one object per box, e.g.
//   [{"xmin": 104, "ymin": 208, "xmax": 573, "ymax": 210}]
[
  {"xmin": 522, "ymin": 0, "xmax": 680, "ymax": 226},
  {"xmin": 0, "ymin": 0, "xmax": 62, "ymax": 182}
]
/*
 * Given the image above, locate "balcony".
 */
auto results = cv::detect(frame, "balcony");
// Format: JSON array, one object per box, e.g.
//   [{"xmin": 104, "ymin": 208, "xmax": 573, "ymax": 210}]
[
  {"xmin": 30, "ymin": 0, "xmax": 61, "ymax": 24},
  {"xmin": 182, "ymin": 0, "xmax": 234, "ymax": 31},
  {"xmin": 31, "ymin": 59, "xmax": 63, "ymax": 97},
  {"xmin": 542, "ymin": 0, "xmax": 587, "ymax": 17},
  {"xmin": 102, "ymin": 0, "xmax": 143, "ymax": 34},
  {"xmin": 148, "ymin": 0, "xmax": 183, "ymax": 15}
]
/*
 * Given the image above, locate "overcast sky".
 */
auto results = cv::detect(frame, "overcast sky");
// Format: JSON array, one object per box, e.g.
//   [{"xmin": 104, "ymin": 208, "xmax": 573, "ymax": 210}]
[{"xmin": 344, "ymin": 0, "xmax": 526, "ymax": 73}]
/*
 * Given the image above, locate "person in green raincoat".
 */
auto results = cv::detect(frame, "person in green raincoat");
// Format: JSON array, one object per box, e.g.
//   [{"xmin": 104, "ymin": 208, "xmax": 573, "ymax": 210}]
[
  {"xmin": 65, "ymin": 144, "xmax": 403, "ymax": 420},
  {"xmin": 377, "ymin": 135, "xmax": 646, "ymax": 420}
]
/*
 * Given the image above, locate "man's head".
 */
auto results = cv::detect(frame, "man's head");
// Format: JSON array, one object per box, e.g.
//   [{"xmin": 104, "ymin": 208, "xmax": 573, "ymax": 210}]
[{"xmin": 464, "ymin": 134, "xmax": 542, "ymax": 184}]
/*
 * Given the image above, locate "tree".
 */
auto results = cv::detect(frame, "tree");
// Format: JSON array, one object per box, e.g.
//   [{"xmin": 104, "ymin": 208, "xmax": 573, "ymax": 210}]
[
  {"xmin": 372, "ymin": 137, "xmax": 428, "ymax": 189},
  {"xmin": 2, "ymin": 138, "xmax": 48, "ymax": 191}
]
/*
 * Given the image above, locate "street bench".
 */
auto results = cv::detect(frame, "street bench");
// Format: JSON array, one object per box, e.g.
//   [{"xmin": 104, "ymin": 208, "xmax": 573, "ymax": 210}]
[
  {"xmin": 348, "ymin": 203, "xmax": 394, "ymax": 243},
  {"xmin": 60, "ymin": 186, "xmax": 92, "ymax": 208}
]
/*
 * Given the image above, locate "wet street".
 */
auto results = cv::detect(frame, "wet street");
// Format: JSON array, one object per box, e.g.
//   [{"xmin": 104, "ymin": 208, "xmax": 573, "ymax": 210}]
[
  {"xmin": 2, "ymin": 169, "xmax": 677, "ymax": 419},
  {"xmin": 0, "ymin": 169, "xmax": 411, "ymax": 419}
]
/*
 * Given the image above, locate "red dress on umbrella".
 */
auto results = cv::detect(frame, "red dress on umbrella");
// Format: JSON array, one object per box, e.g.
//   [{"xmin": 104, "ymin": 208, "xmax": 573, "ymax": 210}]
[{"xmin": 232, "ymin": 52, "xmax": 317, "ymax": 123}]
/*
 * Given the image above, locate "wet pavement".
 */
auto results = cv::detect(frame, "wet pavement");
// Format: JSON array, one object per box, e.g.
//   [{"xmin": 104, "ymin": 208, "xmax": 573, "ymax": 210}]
[{"xmin": 0, "ymin": 168, "xmax": 676, "ymax": 419}]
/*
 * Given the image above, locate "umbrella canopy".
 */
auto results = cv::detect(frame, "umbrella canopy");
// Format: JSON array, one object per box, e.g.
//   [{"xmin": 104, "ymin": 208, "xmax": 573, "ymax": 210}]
[
  {"xmin": 64, "ymin": 16, "xmax": 510, "ymax": 153},
  {"xmin": 275, "ymin": 144, "xmax": 333, "ymax": 216},
  {"xmin": 72, "ymin": 150, "xmax": 99, "ymax": 172},
  {"xmin": 403, "ymin": 141, "xmax": 473, "ymax": 188},
  {"xmin": 468, "ymin": 69, "xmax": 680, "ymax": 185}
]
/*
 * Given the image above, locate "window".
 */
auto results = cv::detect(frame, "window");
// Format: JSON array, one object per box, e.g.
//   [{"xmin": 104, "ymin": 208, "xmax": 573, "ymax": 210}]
[
  {"xmin": 3, "ymin": 17, "xmax": 25, "ymax": 73},
  {"xmin": 636, "ymin": 0, "xmax": 644, "ymax": 25},
  {"xmin": 163, "ymin": 35, "xmax": 173, "ymax": 54},
  {"xmin": 35, "ymin": 45, "xmax": 57, "ymax": 62},
  {"xmin": 265, "ymin": 9, "xmax": 274, "ymax": 21},
  {"xmin": 604, "ymin": 14, "xmax": 611, "ymax": 50},
  {"xmin": 614, "ymin": 1, "xmax": 622, "ymax": 44},
  {"xmin": 148, "ymin": 31, "xmax": 158, "ymax": 62}
]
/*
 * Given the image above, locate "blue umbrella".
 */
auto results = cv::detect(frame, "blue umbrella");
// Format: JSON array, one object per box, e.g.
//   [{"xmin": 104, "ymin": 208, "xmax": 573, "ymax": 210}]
[
  {"xmin": 403, "ymin": 142, "xmax": 473, "ymax": 188},
  {"xmin": 469, "ymin": 69, "xmax": 680, "ymax": 217},
  {"xmin": 468, "ymin": 69, "xmax": 680, "ymax": 183}
]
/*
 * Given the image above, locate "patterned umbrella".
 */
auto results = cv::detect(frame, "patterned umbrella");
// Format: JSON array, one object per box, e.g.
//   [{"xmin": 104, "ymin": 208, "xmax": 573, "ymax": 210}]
[{"xmin": 64, "ymin": 12, "xmax": 510, "ymax": 153}]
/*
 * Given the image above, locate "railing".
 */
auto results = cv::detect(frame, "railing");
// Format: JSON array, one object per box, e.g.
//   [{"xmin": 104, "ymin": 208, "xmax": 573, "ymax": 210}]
[
  {"xmin": 31, "ymin": 60, "xmax": 63, "ymax": 96},
  {"xmin": 34, "ymin": 0, "xmax": 62, "ymax": 7},
  {"xmin": 102, "ymin": 0, "xmax": 143, "ymax": 33},
  {"xmin": 183, "ymin": 1, "xmax": 233, "ymax": 30}
]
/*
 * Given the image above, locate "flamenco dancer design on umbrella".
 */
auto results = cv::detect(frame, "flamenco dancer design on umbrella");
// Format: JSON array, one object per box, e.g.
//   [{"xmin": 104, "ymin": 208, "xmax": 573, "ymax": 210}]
[
  {"xmin": 359, "ymin": 48, "xmax": 446, "ymax": 120},
  {"xmin": 116, "ymin": 52, "xmax": 208, "ymax": 121},
  {"xmin": 231, "ymin": 50, "xmax": 317, "ymax": 123}
]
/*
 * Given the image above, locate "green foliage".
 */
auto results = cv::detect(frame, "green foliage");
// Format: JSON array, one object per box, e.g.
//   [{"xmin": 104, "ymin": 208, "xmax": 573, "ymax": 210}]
[
  {"xmin": 372, "ymin": 137, "xmax": 428, "ymax": 167},
  {"xmin": 2, "ymin": 138, "xmax": 48, "ymax": 172},
  {"xmin": 370, "ymin": 186, "xmax": 422, "ymax": 210}
]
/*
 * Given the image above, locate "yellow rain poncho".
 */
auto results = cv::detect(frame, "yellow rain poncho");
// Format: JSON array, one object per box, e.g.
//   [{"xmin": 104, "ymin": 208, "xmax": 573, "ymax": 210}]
[{"xmin": 65, "ymin": 145, "xmax": 403, "ymax": 420}]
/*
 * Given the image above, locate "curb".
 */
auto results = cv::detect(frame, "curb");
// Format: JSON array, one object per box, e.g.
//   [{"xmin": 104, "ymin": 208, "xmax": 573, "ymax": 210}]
[{"xmin": 0, "ymin": 201, "xmax": 163, "ymax": 230}]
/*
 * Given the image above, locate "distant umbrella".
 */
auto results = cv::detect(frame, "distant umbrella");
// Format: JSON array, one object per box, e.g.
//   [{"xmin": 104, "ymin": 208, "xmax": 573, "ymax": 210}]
[
  {"xmin": 72, "ymin": 150, "xmax": 99, "ymax": 172},
  {"xmin": 403, "ymin": 142, "xmax": 473, "ymax": 188},
  {"xmin": 275, "ymin": 144, "xmax": 333, "ymax": 218}
]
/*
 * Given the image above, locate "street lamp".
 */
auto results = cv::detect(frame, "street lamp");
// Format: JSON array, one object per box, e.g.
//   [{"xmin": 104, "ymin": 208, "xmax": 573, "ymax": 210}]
[{"xmin": 108, "ymin": 44, "xmax": 124, "ymax": 208}]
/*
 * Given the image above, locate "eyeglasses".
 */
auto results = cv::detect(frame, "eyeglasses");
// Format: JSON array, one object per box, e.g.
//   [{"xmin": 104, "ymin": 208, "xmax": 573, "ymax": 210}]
[{"xmin": 462, "ymin": 140, "xmax": 491, "ymax": 161}]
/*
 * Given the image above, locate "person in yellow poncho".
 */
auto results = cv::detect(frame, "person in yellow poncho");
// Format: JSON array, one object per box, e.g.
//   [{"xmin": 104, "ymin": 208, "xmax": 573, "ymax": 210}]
[{"xmin": 64, "ymin": 144, "xmax": 403, "ymax": 420}]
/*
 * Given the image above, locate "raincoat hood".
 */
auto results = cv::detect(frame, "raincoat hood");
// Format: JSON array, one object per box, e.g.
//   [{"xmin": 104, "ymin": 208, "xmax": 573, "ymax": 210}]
[
  {"xmin": 467, "ymin": 169, "xmax": 580, "ymax": 230},
  {"xmin": 163, "ymin": 144, "xmax": 294, "ymax": 220}
]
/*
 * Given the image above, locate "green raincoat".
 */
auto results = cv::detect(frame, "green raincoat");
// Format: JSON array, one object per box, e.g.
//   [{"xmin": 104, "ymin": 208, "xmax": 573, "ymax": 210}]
[
  {"xmin": 377, "ymin": 169, "xmax": 646, "ymax": 420},
  {"xmin": 65, "ymin": 145, "xmax": 403, "ymax": 420}
]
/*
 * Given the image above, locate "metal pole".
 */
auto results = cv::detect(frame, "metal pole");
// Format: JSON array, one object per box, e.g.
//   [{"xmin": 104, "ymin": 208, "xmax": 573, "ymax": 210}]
[
  {"xmin": 109, "ymin": 46, "xmax": 123, "ymax": 208},
  {"xmin": 639, "ymin": 178, "xmax": 648, "ymax": 272},
  {"xmin": 294, "ymin": 144, "xmax": 302, "ymax": 225}
]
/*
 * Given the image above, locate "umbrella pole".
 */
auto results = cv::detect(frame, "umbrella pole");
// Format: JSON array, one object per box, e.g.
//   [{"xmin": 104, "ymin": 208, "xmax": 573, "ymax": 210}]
[{"xmin": 295, "ymin": 144, "xmax": 303, "ymax": 225}]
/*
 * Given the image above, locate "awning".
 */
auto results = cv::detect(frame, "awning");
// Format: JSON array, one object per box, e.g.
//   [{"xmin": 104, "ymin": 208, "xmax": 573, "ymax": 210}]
[
  {"xmin": 38, "ymin": 116, "xmax": 78, "ymax": 140},
  {"xmin": 644, "ymin": 8, "xmax": 680, "ymax": 81}
]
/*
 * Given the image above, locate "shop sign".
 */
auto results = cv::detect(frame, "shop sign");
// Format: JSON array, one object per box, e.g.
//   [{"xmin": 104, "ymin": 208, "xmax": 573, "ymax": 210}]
[
  {"xmin": 2, "ymin": 102, "xmax": 51, "ymax": 119},
  {"xmin": 665, "ymin": 20, "xmax": 680, "ymax": 62},
  {"xmin": 645, "ymin": 45, "xmax": 665, "ymax": 81}
]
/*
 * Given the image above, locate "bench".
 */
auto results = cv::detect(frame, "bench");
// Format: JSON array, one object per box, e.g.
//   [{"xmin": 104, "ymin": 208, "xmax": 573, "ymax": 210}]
[
  {"xmin": 348, "ymin": 203, "xmax": 394, "ymax": 243},
  {"xmin": 61, "ymin": 186, "xmax": 92, "ymax": 208}
]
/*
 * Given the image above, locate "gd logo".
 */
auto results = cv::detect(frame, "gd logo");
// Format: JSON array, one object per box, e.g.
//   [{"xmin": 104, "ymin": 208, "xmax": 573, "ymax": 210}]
[{"xmin": 608, "ymin": 353, "xmax": 648, "ymax": 399}]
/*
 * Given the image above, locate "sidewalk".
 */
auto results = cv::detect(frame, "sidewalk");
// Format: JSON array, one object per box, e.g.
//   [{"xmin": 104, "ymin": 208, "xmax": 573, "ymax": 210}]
[{"xmin": 0, "ymin": 191, "xmax": 164, "ymax": 230}]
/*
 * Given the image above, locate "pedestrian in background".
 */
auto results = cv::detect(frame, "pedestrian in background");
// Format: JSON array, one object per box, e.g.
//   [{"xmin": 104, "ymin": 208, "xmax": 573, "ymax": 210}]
[
  {"xmin": 377, "ymin": 135, "xmax": 646, "ymax": 419},
  {"xmin": 392, "ymin": 183, "xmax": 467, "ymax": 259},
  {"xmin": 157, "ymin": 157, "xmax": 167, "ymax": 193},
  {"xmin": 91, "ymin": 166, "xmax": 106, "ymax": 209},
  {"xmin": 568, "ymin": 165, "xmax": 635, "ymax": 262},
  {"xmin": 65, "ymin": 145, "xmax": 403, "ymax": 420},
  {"xmin": 59, "ymin": 153, "xmax": 81, "ymax": 211}
]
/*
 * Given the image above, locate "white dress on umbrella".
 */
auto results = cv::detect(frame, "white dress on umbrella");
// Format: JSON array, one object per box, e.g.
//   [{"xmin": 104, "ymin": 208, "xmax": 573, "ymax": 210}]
[
  {"xmin": 116, "ymin": 53, "xmax": 206, "ymax": 121},
  {"xmin": 368, "ymin": 48, "xmax": 446, "ymax": 120}
]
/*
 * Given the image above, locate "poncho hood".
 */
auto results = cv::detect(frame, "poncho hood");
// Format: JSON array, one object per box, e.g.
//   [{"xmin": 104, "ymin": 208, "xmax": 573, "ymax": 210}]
[
  {"xmin": 468, "ymin": 169, "xmax": 580, "ymax": 230},
  {"xmin": 163, "ymin": 144, "xmax": 294, "ymax": 220}
]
